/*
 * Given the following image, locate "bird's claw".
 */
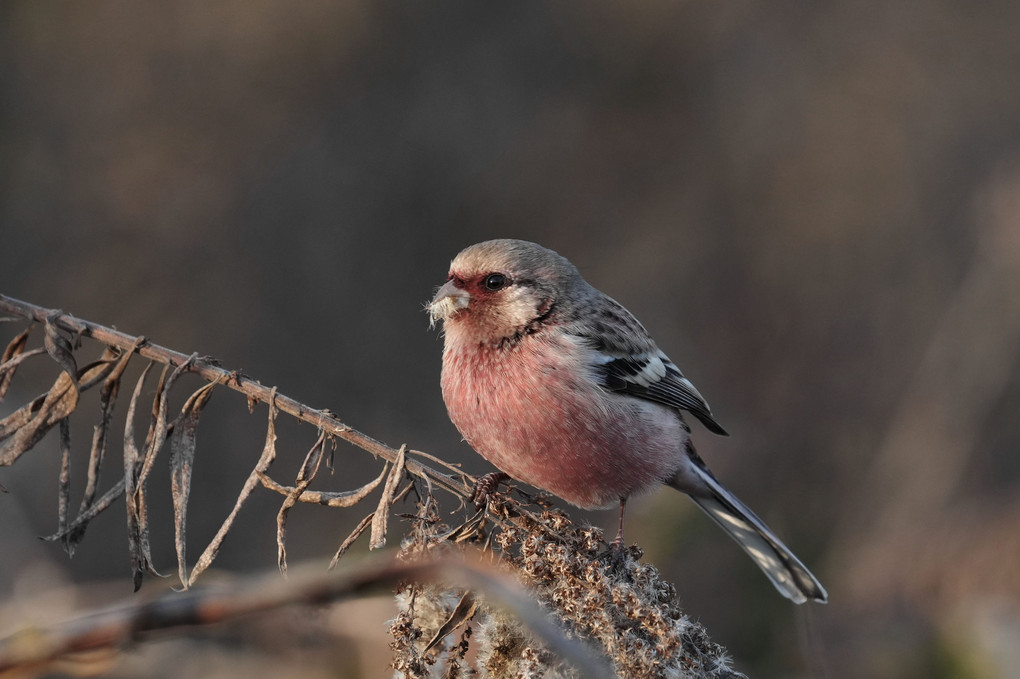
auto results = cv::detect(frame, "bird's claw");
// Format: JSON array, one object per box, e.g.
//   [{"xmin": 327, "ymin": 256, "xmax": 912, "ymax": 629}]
[
  {"xmin": 470, "ymin": 471, "xmax": 509, "ymax": 510},
  {"xmin": 605, "ymin": 536, "xmax": 629, "ymax": 572}
]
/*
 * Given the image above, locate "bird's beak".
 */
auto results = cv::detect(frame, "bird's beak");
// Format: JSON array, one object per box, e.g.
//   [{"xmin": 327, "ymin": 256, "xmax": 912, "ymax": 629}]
[{"xmin": 428, "ymin": 279, "xmax": 471, "ymax": 327}]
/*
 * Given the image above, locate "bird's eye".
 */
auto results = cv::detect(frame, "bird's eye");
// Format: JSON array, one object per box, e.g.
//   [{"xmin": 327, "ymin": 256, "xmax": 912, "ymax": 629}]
[{"xmin": 483, "ymin": 273, "xmax": 509, "ymax": 291}]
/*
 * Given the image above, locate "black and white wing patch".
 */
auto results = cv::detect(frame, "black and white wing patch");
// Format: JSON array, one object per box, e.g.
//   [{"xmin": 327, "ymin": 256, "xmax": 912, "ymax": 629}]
[
  {"xmin": 565, "ymin": 294, "xmax": 727, "ymax": 435},
  {"xmin": 595, "ymin": 351, "xmax": 729, "ymax": 436}
]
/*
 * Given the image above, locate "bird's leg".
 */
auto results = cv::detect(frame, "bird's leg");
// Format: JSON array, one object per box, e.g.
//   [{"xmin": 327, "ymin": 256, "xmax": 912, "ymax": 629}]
[
  {"xmin": 610, "ymin": 497, "xmax": 627, "ymax": 549},
  {"xmin": 605, "ymin": 497, "xmax": 630, "ymax": 570},
  {"xmin": 470, "ymin": 471, "xmax": 510, "ymax": 509}
]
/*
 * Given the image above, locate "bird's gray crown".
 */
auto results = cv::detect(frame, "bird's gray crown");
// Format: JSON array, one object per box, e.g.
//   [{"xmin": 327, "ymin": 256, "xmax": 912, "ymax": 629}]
[{"xmin": 450, "ymin": 239, "xmax": 580, "ymax": 288}]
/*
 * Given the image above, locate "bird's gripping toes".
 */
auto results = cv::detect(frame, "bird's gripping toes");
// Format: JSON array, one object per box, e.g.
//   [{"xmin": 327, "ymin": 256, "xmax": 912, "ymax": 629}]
[{"xmin": 428, "ymin": 238, "xmax": 827, "ymax": 604}]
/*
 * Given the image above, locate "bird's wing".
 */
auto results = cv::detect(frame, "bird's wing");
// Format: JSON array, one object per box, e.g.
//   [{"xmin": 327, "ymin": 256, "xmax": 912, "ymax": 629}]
[
  {"xmin": 566, "ymin": 298, "xmax": 728, "ymax": 435},
  {"xmin": 593, "ymin": 350, "xmax": 728, "ymax": 436}
]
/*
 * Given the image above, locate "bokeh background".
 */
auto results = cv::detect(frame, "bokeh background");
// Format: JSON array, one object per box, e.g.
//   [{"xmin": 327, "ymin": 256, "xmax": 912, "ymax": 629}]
[{"xmin": 2, "ymin": 2, "xmax": 1020, "ymax": 678}]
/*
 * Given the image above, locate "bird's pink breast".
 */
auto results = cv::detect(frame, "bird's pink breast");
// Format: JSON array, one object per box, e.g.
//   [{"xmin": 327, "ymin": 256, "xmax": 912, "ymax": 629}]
[{"xmin": 441, "ymin": 332, "xmax": 685, "ymax": 508}]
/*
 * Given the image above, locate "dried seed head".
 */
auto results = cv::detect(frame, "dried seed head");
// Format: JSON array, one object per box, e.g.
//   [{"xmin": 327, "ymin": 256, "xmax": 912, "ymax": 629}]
[{"xmin": 391, "ymin": 488, "xmax": 743, "ymax": 678}]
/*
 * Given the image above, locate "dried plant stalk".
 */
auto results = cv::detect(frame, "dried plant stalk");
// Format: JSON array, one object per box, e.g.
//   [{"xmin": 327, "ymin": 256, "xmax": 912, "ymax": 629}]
[
  {"xmin": 0, "ymin": 293, "xmax": 470, "ymax": 497},
  {"xmin": 0, "ymin": 556, "xmax": 616, "ymax": 679}
]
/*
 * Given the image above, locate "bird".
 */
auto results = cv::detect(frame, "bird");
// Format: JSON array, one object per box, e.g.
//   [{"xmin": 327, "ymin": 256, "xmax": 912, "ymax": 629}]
[{"xmin": 428, "ymin": 238, "xmax": 827, "ymax": 604}]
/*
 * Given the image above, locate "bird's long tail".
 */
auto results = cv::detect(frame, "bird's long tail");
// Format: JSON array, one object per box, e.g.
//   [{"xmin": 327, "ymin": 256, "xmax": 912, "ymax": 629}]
[{"xmin": 669, "ymin": 465, "xmax": 828, "ymax": 604}]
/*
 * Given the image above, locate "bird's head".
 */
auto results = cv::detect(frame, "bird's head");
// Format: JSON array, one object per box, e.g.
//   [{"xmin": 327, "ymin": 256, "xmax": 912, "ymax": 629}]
[{"xmin": 428, "ymin": 239, "xmax": 581, "ymax": 345}]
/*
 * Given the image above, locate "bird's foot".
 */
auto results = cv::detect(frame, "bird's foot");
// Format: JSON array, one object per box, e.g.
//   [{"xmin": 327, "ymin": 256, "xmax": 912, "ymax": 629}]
[
  {"xmin": 469, "ymin": 471, "xmax": 509, "ymax": 510},
  {"xmin": 604, "ymin": 538, "xmax": 634, "ymax": 575},
  {"xmin": 602, "ymin": 497, "xmax": 632, "ymax": 572}
]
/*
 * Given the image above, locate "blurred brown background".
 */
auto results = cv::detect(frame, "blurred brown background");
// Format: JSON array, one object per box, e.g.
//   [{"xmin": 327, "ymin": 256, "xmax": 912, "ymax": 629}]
[{"xmin": 2, "ymin": 2, "xmax": 1020, "ymax": 678}]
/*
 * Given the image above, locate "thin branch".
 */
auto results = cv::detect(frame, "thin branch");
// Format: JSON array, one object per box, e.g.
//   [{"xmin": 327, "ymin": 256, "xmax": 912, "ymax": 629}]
[
  {"xmin": 0, "ymin": 555, "xmax": 616, "ymax": 679},
  {"xmin": 0, "ymin": 293, "xmax": 471, "ymax": 500}
]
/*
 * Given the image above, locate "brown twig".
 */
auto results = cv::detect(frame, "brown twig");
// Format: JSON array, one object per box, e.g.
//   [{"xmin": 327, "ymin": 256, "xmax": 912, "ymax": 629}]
[
  {"xmin": 0, "ymin": 555, "xmax": 615, "ymax": 679},
  {"xmin": 0, "ymin": 293, "xmax": 470, "ymax": 500}
]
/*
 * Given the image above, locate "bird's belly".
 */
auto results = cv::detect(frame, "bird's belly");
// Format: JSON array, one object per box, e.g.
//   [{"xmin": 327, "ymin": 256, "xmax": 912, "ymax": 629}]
[{"xmin": 442, "ymin": 339, "xmax": 685, "ymax": 508}]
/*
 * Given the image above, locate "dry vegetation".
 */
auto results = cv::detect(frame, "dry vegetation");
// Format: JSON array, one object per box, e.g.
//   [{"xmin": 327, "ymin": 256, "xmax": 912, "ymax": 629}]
[{"xmin": 0, "ymin": 294, "xmax": 742, "ymax": 678}]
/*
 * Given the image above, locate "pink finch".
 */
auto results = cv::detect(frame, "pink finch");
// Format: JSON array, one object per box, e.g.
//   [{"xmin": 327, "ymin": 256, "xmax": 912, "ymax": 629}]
[{"xmin": 429, "ymin": 239, "xmax": 827, "ymax": 604}]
